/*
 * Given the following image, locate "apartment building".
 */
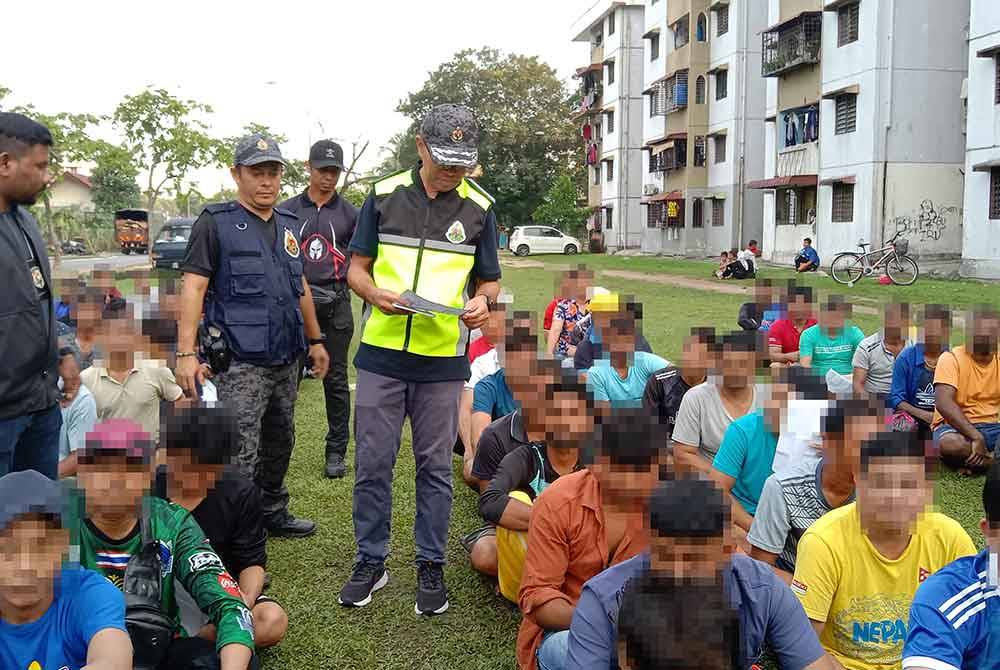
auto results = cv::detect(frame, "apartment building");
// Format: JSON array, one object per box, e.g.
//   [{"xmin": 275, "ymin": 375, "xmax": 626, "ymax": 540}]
[
  {"xmin": 962, "ymin": 0, "xmax": 1000, "ymax": 279},
  {"xmin": 572, "ymin": 1, "xmax": 646, "ymax": 252},
  {"xmin": 754, "ymin": 0, "xmax": 969, "ymax": 267},
  {"xmin": 638, "ymin": 0, "xmax": 768, "ymax": 256}
]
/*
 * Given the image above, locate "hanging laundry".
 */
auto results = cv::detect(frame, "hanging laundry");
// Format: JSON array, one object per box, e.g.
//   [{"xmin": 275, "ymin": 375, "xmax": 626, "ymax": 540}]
[{"xmin": 582, "ymin": 124, "xmax": 592, "ymax": 140}]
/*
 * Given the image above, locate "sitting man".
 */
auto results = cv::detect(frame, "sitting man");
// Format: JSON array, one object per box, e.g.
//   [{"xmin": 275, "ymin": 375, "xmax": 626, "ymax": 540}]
[
  {"xmin": 673, "ymin": 330, "xmax": 763, "ymax": 475},
  {"xmin": 642, "ymin": 327, "xmax": 712, "ymax": 435},
  {"xmin": 57, "ymin": 347, "xmax": 97, "ymax": 479},
  {"xmin": 738, "ymin": 278, "xmax": 782, "ymax": 332},
  {"xmin": 566, "ymin": 478, "xmax": 830, "ymax": 670},
  {"xmin": 932, "ymin": 307, "xmax": 1000, "ymax": 473},
  {"xmin": 73, "ymin": 419, "xmax": 256, "ymax": 669},
  {"xmin": 748, "ymin": 398, "xmax": 882, "ymax": 583},
  {"xmin": 0, "ymin": 470, "xmax": 132, "ymax": 670},
  {"xmin": 157, "ymin": 403, "xmax": 288, "ymax": 649},
  {"xmin": 853, "ymin": 302, "xmax": 911, "ymax": 401},
  {"xmin": 792, "ymin": 432, "xmax": 976, "ymax": 670},
  {"xmin": 889, "ymin": 304, "xmax": 950, "ymax": 438},
  {"xmin": 467, "ymin": 368, "xmax": 593, "ymax": 602},
  {"xmin": 584, "ymin": 294, "xmax": 669, "ymax": 406},
  {"xmin": 799, "ymin": 295, "xmax": 865, "ymax": 388},
  {"xmin": 573, "ymin": 289, "xmax": 653, "ymax": 371},
  {"xmin": 768, "ymin": 285, "xmax": 818, "ymax": 368},
  {"xmin": 903, "ymin": 463, "xmax": 1000, "ymax": 670},
  {"xmin": 517, "ymin": 409, "xmax": 661, "ymax": 670},
  {"xmin": 794, "ymin": 237, "xmax": 820, "ymax": 272}
]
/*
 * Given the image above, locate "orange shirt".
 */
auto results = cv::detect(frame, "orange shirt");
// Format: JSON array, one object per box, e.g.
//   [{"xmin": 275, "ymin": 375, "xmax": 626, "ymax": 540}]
[
  {"xmin": 931, "ymin": 346, "xmax": 1000, "ymax": 428},
  {"xmin": 516, "ymin": 469, "xmax": 648, "ymax": 670}
]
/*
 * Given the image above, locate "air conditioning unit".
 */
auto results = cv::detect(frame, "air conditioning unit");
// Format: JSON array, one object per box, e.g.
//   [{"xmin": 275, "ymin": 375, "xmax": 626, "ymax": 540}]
[{"xmin": 643, "ymin": 184, "xmax": 661, "ymax": 196}]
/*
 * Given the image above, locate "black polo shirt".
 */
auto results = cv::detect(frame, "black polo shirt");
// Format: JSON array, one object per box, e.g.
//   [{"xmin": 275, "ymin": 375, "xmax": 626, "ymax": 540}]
[
  {"xmin": 471, "ymin": 411, "xmax": 531, "ymax": 484},
  {"xmin": 278, "ymin": 190, "xmax": 357, "ymax": 287}
]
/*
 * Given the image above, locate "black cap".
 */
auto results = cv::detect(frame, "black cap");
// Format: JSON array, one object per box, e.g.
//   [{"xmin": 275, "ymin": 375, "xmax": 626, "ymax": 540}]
[
  {"xmin": 0, "ymin": 470, "xmax": 63, "ymax": 532},
  {"xmin": 419, "ymin": 103, "xmax": 480, "ymax": 168},
  {"xmin": 309, "ymin": 140, "xmax": 345, "ymax": 170},
  {"xmin": 233, "ymin": 133, "xmax": 286, "ymax": 167}
]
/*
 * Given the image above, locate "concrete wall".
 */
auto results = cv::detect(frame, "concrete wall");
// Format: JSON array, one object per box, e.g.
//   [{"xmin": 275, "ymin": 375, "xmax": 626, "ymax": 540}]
[
  {"xmin": 49, "ymin": 179, "xmax": 93, "ymax": 211},
  {"xmin": 881, "ymin": 164, "xmax": 965, "ymax": 260}
]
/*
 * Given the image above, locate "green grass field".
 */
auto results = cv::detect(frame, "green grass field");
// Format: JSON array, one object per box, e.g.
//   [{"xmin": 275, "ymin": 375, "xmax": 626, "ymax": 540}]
[{"xmin": 224, "ymin": 254, "xmax": 997, "ymax": 669}]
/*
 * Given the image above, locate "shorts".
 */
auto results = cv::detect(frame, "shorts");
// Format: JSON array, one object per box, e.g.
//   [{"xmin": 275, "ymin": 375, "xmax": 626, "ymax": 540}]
[{"xmin": 932, "ymin": 422, "xmax": 1000, "ymax": 453}]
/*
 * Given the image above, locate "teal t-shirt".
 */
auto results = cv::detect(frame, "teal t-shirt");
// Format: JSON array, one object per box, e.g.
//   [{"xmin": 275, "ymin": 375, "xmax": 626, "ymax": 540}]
[
  {"xmin": 712, "ymin": 410, "xmax": 778, "ymax": 516},
  {"xmin": 798, "ymin": 323, "xmax": 865, "ymax": 376},
  {"xmin": 587, "ymin": 351, "xmax": 670, "ymax": 405}
]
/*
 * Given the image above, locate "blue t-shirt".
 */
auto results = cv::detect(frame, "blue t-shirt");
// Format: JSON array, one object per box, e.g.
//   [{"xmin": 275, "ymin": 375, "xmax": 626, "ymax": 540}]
[
  {"xmin": 712, "ymin": 410, "xmax": 779, "ymax": 516},
  {"xmin": 903, "ymin": 548, "xmax": 999, "ymax": 670},
  {"xmin": 800, "ymin": 246, "xmax": 820, "ymax": 266},
  {"xmin": 0, "ymin": 566, "xmax": 126, "ymax": 670},
  {"xmin": 586, "ymin": 351, "xmax": 670, "ymax": 405},
  {"xmin": 472, "ymin": 368, "xmax": 516, "ymax": 420},
  {"xmin": 566, "ymin": 552, "xmax": 826, "ymax": 670}
]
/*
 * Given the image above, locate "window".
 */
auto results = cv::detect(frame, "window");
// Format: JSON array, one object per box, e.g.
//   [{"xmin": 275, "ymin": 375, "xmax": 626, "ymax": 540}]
[
  {"xmin": 605, "ymin": 206, "xmax": 613, "ymax": 229},
  {"xmin": 594, "ymin": 121, "xmax": 602, "ymax": 137},
  {"xmin": 832, "ymin": 183, "xmax": 854, "ymax": 222},
  {"xmin": 715, "ymin": 70, "xmax": 728, "ymax": 100},
  {"xmin": 674, "ymin": 15, "xmax": 690, "ymax": 49},
  {"xmin": 714, "ymin": 135, "xmax": 727, "ymax": 163},
  {"xmin": 606, "ymin": 159, "xmax": 614, "ymax": 182},
  {"xmin": 650, "ymin": 33, "xmax": 660, "ymax": 61},
  {"xmin": 837, "ymin": 2, "xmax": 859, "ymax": 46},
  {"xmin": 649, "ymin": 93, "xmax": 656, "ymax": 117},
  {"xmin": 712, "ymin": 199, "xmax": 725, "ymax": 227},
  {"xmin": 692, "ymin": 198, "xmax": 704, "ymax": 227},
  {"xmin": 778, "ymin": 190, "xmax": 799, "ymax": 225},
  {"xmin": 647, "ymin": 203, "xmax": 665, "ymax": 228},
  {"xmin": 608, "ymin": 11, "xmax": 615, "ymax": 36},
  {"xmin": 694, "ymin": 136, "xmax": 706, "ymax": 166},
  {"xmin": 991, "ymin": 169, "xmax": 1000, "ymax": 219},
  {"xmin": 835, "ymin": 94, "xmax": 857, "ymax": 134},
  {"xmin": 606, "ymin": 111, "xmax": 615, "ymax": 134},
  {"xmin": 995, "ymin": 56, "xmax": 1000, "ymax": 105},
  {"xmin": 717, "ymin": 5, "xmax": 730, "ymax": 36},
  {"xmin": 593, "ymin": 164, "xmax": 600, "ymax": 185},
  {"xmin": 606, "ymin": 61, "xmax": 616, "ymax": 85},
  {"xmin": 695, "ymin": 75, "xmax": 706, "ymax": 104},
  {"xmin": 696, "ymin": 13, "xmax": 707, "ymax": 41},
  {"xmin": 541, "ymin": 228, "xmax": 562, "ymax": 238}
]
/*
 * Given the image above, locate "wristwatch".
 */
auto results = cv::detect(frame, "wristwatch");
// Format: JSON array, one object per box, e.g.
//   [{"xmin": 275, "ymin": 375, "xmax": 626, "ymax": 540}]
[{"xmin": 308, "ymin": 337, "xmax": 327, "ymax": 346}]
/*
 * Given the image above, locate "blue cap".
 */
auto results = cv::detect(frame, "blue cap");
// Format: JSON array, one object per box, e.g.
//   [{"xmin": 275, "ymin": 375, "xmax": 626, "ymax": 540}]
[{"xmin": 0, "ymin": 470, "xmax": 63, "ymax": 532}]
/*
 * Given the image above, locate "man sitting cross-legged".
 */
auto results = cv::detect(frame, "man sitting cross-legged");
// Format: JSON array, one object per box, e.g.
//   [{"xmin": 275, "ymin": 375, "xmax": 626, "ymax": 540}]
[{"xmin": 156, "ymin": 403, "xmax": 288, "ymax": 650}]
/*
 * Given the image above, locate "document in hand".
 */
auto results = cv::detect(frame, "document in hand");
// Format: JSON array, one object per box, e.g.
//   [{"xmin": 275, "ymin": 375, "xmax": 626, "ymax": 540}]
[{"xmin": 398, "ymin": 290, "xmax": 468, "ymax": 317}]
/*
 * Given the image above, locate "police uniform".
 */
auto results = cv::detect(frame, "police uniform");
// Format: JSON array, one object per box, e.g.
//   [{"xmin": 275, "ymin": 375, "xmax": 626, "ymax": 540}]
[
  {"xmin": 181, "ymin": 134, "xmax": 313, "ymax": 536},
  {"xmin": 340, "ymin": 104, "xmax": 501, "ymax": 614}
]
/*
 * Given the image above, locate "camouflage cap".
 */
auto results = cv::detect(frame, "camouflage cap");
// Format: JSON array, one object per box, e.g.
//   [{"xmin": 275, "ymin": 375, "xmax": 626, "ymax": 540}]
[
  {"xmin": 234, "ymin": 133, "xmax": 287, "ymax": 167},
  {"xmin": 419, "ymin": 103, "xmax": 480, "ymax": 168}
]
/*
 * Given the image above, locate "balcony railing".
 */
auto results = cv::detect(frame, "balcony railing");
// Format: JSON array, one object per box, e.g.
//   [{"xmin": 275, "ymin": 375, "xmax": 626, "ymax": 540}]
[
  {"xmin": 572, "ymin": 84, "xmax": 603, "ymax": 116},
  {"xmin": 762, "ymin": 13, "xmax": 822, "ymax": 77},
  {"xmin": 652, "ymin": 70, "xmax": 689, "ymax": 116}
]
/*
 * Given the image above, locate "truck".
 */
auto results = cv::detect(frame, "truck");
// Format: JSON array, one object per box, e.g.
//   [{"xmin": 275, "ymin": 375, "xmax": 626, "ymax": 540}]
[{"xmin": 114, "ymin": 209, "xmax": 149, "ymax": 255}]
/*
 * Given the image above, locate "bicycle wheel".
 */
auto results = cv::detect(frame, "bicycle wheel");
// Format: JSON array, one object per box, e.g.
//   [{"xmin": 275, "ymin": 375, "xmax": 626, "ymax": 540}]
[
  {"xmin": 886, "ymin": 254, "xmax": 919, "ymax": 286},
  {"xmin": 830, "ymin": 253, "xmax": 865, "ymax": 285}
]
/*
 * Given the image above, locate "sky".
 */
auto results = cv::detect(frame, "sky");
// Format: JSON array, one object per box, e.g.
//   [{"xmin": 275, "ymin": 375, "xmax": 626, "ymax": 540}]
[{"xmin": 3, "ymin": 0, "xmax": 598, "ymax": 195}]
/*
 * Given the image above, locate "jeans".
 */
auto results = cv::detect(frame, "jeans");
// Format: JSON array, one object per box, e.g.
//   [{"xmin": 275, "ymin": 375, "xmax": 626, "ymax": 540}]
[
  {"xmin": 933, "ymin": 422, "xmax": 1000, "ymax": 454},
  {"xmin": 536, "ymin": 630, "xmax": 570, "ymax": 670},
  {"xmin": 317, "ymin": 287, "xmax": 354, "ymax": 459},
  {"xmin": 352, "ymin": 369, "xmax": 462, "ymax": 564},
  {"xmin": 0, "ymin": 403, "xmax": 61, "ymax": 479}
]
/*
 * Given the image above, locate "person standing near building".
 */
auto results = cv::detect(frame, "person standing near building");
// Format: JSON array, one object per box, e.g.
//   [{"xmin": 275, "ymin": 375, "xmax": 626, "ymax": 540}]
[
  {"xmin": 0, "ymin": 113, "xmax": 61, "ymax": 479},
  {"xmin": 339, "ymin": 104, "xmax": 500, "ymax": 615},
  {"xmin": 279, "ymin": 140, "xmax": 358, "ymax": 479},
  {"xmin": 175, "ymin": 133, "xmax": 330, "ymax": 538}
]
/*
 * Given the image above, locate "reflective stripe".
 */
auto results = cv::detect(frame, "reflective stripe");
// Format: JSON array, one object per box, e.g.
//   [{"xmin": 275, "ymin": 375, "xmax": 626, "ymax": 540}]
[
  {"xmin": 374, "ymin": 170, "xmax": 414, "ymax": 196},
  {"xmin": 378, "ymin": 233, "xmax": 421, "ymax": 248},
  {"xmin": 457, "ymin": 179, "xmax": 493, "ymax": 211},
  {"xmin": 423, "ymin": 239, "xmax": 476, "ymax": 255}
]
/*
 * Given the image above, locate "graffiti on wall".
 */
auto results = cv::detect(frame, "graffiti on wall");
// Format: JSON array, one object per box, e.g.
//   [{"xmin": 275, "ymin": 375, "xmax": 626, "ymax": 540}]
[{"xmin": 891, "ymin": 200, "xmax": 961, "ymax": 242}]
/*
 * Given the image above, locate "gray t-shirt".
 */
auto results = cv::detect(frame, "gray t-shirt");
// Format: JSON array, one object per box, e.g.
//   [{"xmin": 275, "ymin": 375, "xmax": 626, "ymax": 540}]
[
  {"xmin": 851, "ymin": 331, "xmax": 907, "ymax": 396},
  {"xmin": 670, "ymin": 382, "xmax": 762, "ymax": 462},
  {"xmin": 746, "ymin": 457, "xmax": 854, "ymax": 573}
]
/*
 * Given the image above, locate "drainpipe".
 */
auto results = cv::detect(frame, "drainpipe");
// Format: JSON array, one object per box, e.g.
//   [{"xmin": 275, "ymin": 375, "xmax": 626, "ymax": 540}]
[
  {"xmin": 621, "ymin": 7, "xmax": 631, "ymax": 249},
  {"xmin": 736, "ymin": 0, "xmax": 752, "ymax": 248},
  {"xmin": 880, "ymin": 0, "xmax": 895, "ymax": 244}
]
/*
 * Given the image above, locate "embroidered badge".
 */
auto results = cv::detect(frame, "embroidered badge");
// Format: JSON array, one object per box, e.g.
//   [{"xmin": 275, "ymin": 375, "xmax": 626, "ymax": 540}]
[
  {"xmin": 451, "ymin": 127, "xmax": 464, "ymax": 143},
  {"xmin": 446, "ymin": 220, "xmax": 467, "ymax": 244},
  {"xmin": 304, "ymin": 234, "xmax": 328, "ymax": 262},
  {"xmin": 30, "ymin": 266, "xmax": 45, "ymax": 289},
  {"xmin": 284, "ymin": 229, "xmax": 300, "ymax": 258},
  {"xmin": 256, "ymin": 139, "xmax": 269, "ymax": 152}
]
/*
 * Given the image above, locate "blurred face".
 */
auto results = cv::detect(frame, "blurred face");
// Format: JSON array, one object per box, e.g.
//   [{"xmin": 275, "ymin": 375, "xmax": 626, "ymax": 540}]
[
  {"xmin": 101, "ymin": 317, "xmax": 138, "ymax": 355},
  {"xmin": 883, "ymin": 307, "xmax": 908, "ymax": 341},
  {"xmin": 763, "ymin": 382, "xmax": 791, "ymax": 432},
  {"xmin": 572, "ymin": 274, "xmax": 593, "ymax": 303},
  {"xmin": 232, "ymin": 163, "xmax": 283, "ymax": 210},
  {"xmin": 0, "ymin": 517, "xmax": 68, "ymax": 611},
  {"xmin": 719, "ymin": 347, "xmax": 756, "ymax": 390},
  {"xmin": 308, "ymin": 164, "xmax": 341, "ymax": 194},
  {"xmin": 921, "ymin": 317, "xmax": 950, "ymax": 354},
  {"xmin": 858, "ymin": 458, "xmax": 930, "ymax": 532},
  {"xmin": 76, "ymin": 302, "xmax": 101, "ymax": 332},
  {"xmin": 649, "ymin": 534, "xmax": 732, "ymax": 581},
  {"xmin": 681, "ymin": 337, "xmax": 711, "ymax": 376},
  {"xmin": 0, "ymin": 143, "xmax": 51, "ymax": 206},
  {"xmin": 967, "ymin": 314, "xmax": 1000, "ymax": 358},
  {"xmin": 503, "ymin": 347, "xmax": 537, "ymax": 388},
  {"xmin": 590, "ymin": 456, "xmax": 661, "ymax": 510},
  {"xmin": 78, "ymin": 457, "xmax": 151, "ymax": 516},
  {"xmin": 803, "ymin": 239, "xmax": 812, "ymax": 248},
  {"xmin": 826, "ymin": 413, "xmax": 883, "ymax": 466},
  {"xmin": 820, "ymin": 307, "xmax": 848, "ymax": 334},
  {"xmin": 596, "ymin": 311, "xmax": 637, "ymax": 358},
  {"xmin": 754, "ymin": 283, "xmax": 773, "ymax": 305},
  {"xmin": 58, "ymin": 354, "xmax": 80, "ymax": 386},
  {"xmin": 164, "ymin": 450, "xmax": 224, "ymax": 500},
  {"xmin": 787, "ymin": 295, "xmax": 813, "ymax": 322},
  {"xmin": 91, "ymin": 269, "xmax": 114, "ymax": 291},
  {"xmin": 416, "ymin": 136, "xmax": 466, "ymax": 193},
  {"xmin": 543, "ymin": 389, "xmax": 593, "ymax": 449}
]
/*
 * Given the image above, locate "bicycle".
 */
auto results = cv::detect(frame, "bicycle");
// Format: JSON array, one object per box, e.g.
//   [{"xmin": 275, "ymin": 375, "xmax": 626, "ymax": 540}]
[{"xmin": 830, "ymin": 231, "xmax": 919, "ymax": 286}]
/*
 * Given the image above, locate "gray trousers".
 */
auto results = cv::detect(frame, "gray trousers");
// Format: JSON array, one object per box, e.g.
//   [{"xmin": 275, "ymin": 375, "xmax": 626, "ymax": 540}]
[
  {"xmin": 352, "ymin": 369, "xmax": 462, "ymax": 565},
  {"xmin": 213, "ymin": 359, "xmax": 299, "ymax": 524}
]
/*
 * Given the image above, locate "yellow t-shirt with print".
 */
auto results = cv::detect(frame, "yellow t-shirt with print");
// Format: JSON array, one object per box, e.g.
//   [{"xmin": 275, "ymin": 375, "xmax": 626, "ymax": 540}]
[{"xmin": 791, "ymin": 502, "xmax": 976, "ymax": 670}]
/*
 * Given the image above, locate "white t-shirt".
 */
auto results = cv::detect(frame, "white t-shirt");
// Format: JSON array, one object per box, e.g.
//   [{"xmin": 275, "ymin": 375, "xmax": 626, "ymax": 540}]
[
  {"xmin": 671, "ymin": 382, "xmax": 763, "ymax": 461},
  {"xmin": 465, "ymin": 348, "xmax": 500, "ymax": 391}
]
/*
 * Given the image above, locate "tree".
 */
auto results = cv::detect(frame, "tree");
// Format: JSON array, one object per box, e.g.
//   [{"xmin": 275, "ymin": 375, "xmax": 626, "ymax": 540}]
[
  {"xmin": 342, "ymin": 184, "xmax": 369, "ymax": 208},
  {"xmin": 91, "ymin": 143, "xmax": 141, "ymax": 221},
  {"xmin": 112, "ymin": 88, "xmax": 217, "ymax": 216},
  {"xmin": 532, "ymin": 174, "xmax": 590, "ymax": 239},
  {"xmin": 394, "ymin": 48, "xmax": 582, "ymax": 228}
]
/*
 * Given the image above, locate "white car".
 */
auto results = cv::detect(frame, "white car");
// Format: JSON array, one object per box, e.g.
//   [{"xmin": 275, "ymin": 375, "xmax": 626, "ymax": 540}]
[{"xmin": 509, "ymin": 226, "xmax": 580, "ymax": 256}]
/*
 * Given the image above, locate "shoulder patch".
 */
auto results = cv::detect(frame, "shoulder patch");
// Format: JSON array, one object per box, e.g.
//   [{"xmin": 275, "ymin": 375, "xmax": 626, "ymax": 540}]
[
  {"xmin": 204, "ymin": 201, "xmax": 238, "ymax": 215},
  {"xmin": 284, "ymin": 229, "xmax": 301, "ymax": 258},
  {"xmin": 188, "ymin": 550, "xmax": 225, "ymax": 573},
  {"xmin": 273, "ymin": 205, "xmax": 299, "ymax": 220}
]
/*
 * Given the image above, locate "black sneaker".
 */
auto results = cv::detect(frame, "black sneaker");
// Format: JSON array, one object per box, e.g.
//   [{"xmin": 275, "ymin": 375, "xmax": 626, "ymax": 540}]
[
  {"xmin": 266, "ymin": 514, "xmax": 316, "ymax": 539},
  {"xmin": 325, "ymin": 452, "xmax": 347, "ymax": 479},
  {"xmin": 338, "ymin": 561, "xmax": 389, "ymax": 607},
  {"xmin": 415, "ymin": 561, "xmax": 449, "ymax": 615}
]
